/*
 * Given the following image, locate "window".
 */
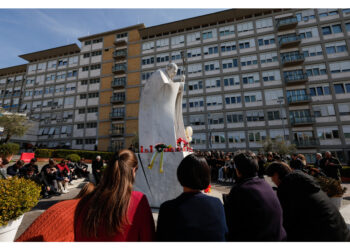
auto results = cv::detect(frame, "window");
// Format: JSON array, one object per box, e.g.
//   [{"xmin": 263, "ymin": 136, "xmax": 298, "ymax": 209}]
[
  {"xmin": 91, "ymin": 50, "xmax": 102, "ymax": 56},
  {"xmin": 48, "ymin": 60, "xmax": 57, "ymax": 68},
  {"xmin": 26, "ymin": 77, "xmax": 35, "ymax": 84},
  {"xmin": 206, "ymin": 95, "xmax": 222, "ymax": 107},
  {"xmin": 338, "ymin": 103, "xmax": 350, "ymax": 116},
  {"xmin": 191, "ymin": 133, "xmax": 206, "ymax": 145},
  {"xmin": 116, "ymin": 32, "xmax": 128, "ymax": 39},
  {"xmin": 219, "ymin": 25, "xmax": 234, "ymax": 37},
  {"xmin": 244, "ymin": 92, "xmax": 262, "ymax": 103},
  {"xmin": 81, "ymin": 80, "xmax": 88, "ymax": 85},
  {"xmin": 68, "ymin": 56, "xmax": 78, "ymax": 66},
  {"xmin": 78, "ymin": 108, "xmax": 85, "ymax": 114},
  {"xmin": 189, "ymin": 115, "xmax": 205, "ymax": 126},
  {"xmin": 313, "ymin": 104, "xmax": 335, "ymax": 117},
  {"xmin": 318, "ymin": 9, "xmax": 338, "ymax": 18},
  {"xmin": 256, "ymin": 17, "xmax": 272, "ymax": 30},
  {"xmin": 142, "ymin": 71, "xmax": 154, "ymax": 81},
  {"xmin": 88, "ymin": 92, "xmax": 99, "ymax": 98},
  {"xmin": 171, "ymin": 35, "xmax": 184, "ymax": 46},
  {"xmin": 262, "ymin": 70, "xmax": 281, "ymax": 82},
  {"xmin": 187, "ymin": 47, "xmax": 201, "ymax": 58},
  {"xmin": 228, "ymin": 132, "xmax": 246, "ymax": 143},
  {"xmin": 90, "ymin": 64, "xmax": 101, "ymax": 70},
  {"xmin": 257, "ymin": 35, "xmax": 275, "ymax": 46},
  {"xmin": 57, "ymin": 59, "xmax": 67, "ymax": 67},
  {"xmin": 77, "ymin": 124, "xmax": 84, "ymax": 129},
  {"xmin": 242, "ymin": 72, "xmax": 260, "ymax": 85},
  {"xmin": 296, "ymin": 9, "xmax": 316, "ymax": 22},
  {"xmin": 188, "ymin": 98, "xmax": 204, "ymax": 108},
  {"xmin": 223, "ymin": 75, "xmax": 240, "ymax": 86},
  {"xmin": 224, "ymin": 94, "xmax": 241, "ymax": 104},
  {"xmin": 325, "ymin": 41, "xmax": 347, "ymax": 54},
  {"xmin": 204, "ymin": 61, "xmax": 220, "ymax": 71},
  {"xmin": 142, "ymin": 56, "xmax": 155, "ymax": 65},
  {"xmin": 202, "ymin": 29, "xmax": 217, "ymax": 40},
  {"xmin": 226, "ymin": 112, "xmax": 244, "ymax": 123},
  {"xmin": 85, "ymin": 139, "xmax": 97, "ymax": 144},
  {"xmin": 334, "ymin": 83, "xmax": 350, "ymax": 94},
  {"xmin": 246, "ymin": 110, "xmax": 265, "ymax": 122},
  {"xmin": 238, "ymin": 38, "xmax": 255, "ymax": 49},
  {"xmin": 90, "ymin": 78, "xmax": 100, "ymax": 84},
  {"xmin": 187, "ymin": 64, "xmax": 202, "ymax": 75},
  {"xmin": 260, "ymin": 52, "xmax": 277, "ymax": 64},
  {"xmin": 329, "ymin": 61, "xmax": 350, "ymax": 73},
  {"xmin": 299, "ymin": 26, "xmax": 319, "ymax": 39},
  {"xmin": 317, "ymin": 127, "xmax": 340, "ymax": 140},
  {"xmin": 305, "ymin": 64, "xmax": 327, "ymax": 76},
  {"xmin": 309, "ymin": 84, "xmax": 331, "ymax": 96},
  {"xmin": 240, "ymin": 55, "xmax": 258, "ymax": 67},
  {"xmin": 86, "ymin": 122, "xmax": 97, "ymax": 128},
  {"xmin": 67, "ymin": 70, "xmax": 77, "ymax": 78},
  {"xmin": 322, "ymin": 24, "xmax": 342, "ymax": 35},
  {"xmin": 237, "ymin": 21, "xmax": 253, "ymax": 33},
  {"xmin": 80, "ymin": 94, "xmax": 87, "ymax": 99},
  {"xmin": 210, "ymin": 132, "xmax": 226, "ymax": 144},
  {"xmin": 82, "ymin": 66, "xmax": 89, "ymax": 72},
  {"xmin": 302, "ymin": 45, "xmax": 323, "ymax": 58},
  {"xmin": 187, "ymin": 32, "xmax": 201, "ymax": 44},
  {"xmin": 346, "ymin": 22, "xmax": 350, "ymax": 32},
  {"xmin": 267, "ymin": 110, "xmax": 281, "ymax": 120},
  {"xmin": 208, "ymin": 113, "xmax": 224, "ymax": 125},
  {"xmin": 84, "ymin": 41, "xmax": 91, "ymax": 45},
  {"xmin": 156, "ymin": 53, "xmax": 170, "ymax": 63},
  {"xmin": 28, "ymin": 64, "xmax": 37, "ymax": 72},
  {"xmin": 220, "ymin": 41, "xmax": 236, "ymax": 52},
  {"xmin": 156, "ymin": 38, "xmax": 169, "ymax": 48},
  {"xmin": 55, "ymin": 85, "xmax": 65, "ymax": 93},
  {"xmin": 64, "ymin": 97, "xmax": 75, "ymax": 105},
  {"xmin": 171, "ymin": 51, "xmax": 182, "ymax": 61},
  {"xmin": 87, "ymin": 107, "xmax": 98, "ymax": 113},
  {"xmin": 142, "ymin": 41, "xmax": 155, "ymax": 51},
  {"xmin": 188, "ymin": 80, "xmax": 203, "ymax": 91},
  {"xmin": 203, "ymin": 45, "xmax": 219, "ymax": 55},
  {"xmin": 248, "ymin": 131, "xmax": 266, "ymax": 142},
  {"xmin": 92, "ymin": 38, "xmax": 102, "ymax": 44}
]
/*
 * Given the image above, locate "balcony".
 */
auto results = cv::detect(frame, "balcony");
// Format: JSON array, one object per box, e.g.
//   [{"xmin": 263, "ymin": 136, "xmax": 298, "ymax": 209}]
[
  {"xmin": 284, "ymin": 73, "xmax": 308, "ymax": 85},
  {"xmin": 279, "ymin": 35, "xmax": 301, "ymax": 48},
  {"xmin": 281, "ymin": 54, "xmax": 305, "ymax": 66},
  {"xmin": 287, "ymin": 94, "xmax": 311, "ymax": 105},
  {"xmin": 110, "ymin": 112, "xmax": 125, "ymax": 120},
  {"xmin": 114, "ymin": 38, "xmax": 127, "ymax": 46},
  {"xmin": 112, "ymin": 64, "xmax": 127, "ymax": 74},
  {"xmin": 113, "ymin": 50, "xmax": 127, "ymax": 60},
  {"xmin": 110, "ymin": 95, "xmax": 125, "ymax": 104},
  {"xmin": 293, "ymin": 138, "xmax": 320, "ymax": 148},
  {"xmin": 111, "ymin": 79, "xmax": 126, "ymax": 89},
  {"xmin": 290, "ymin": 116, "xmax": 315, "ymax": 126},
  {"xmin": 276, "ymin": 17, "xmax": 298, "ymax": 31},
  {"xmin": 109, "ymin": 129, "xmax": 124, "ymax": 137}
]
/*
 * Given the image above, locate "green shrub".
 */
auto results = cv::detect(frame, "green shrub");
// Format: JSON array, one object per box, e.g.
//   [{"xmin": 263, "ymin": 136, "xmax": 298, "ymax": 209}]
[
  {"xmin": 66, "ymin": 154, "xmax": 81, "ymax": 162},
  {"xmin": 35, "ymin": 149, "xmax": 114, "ymax": 162},
  {"xmin": 0, "ymin": 177, "xmax": 41, "ymax": 226},
  {"xmin": 34, "ymin": 149, "xmax": 53, "ymax": 158},
  {"xmin": 0, "ymin": 143, "xmax": 20, "ymax": 158}
]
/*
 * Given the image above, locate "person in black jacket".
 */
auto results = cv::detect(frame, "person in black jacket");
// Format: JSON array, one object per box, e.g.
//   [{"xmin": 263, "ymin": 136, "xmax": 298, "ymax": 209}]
[
  {"xmin": 21, "ymin": 158, "xmax": 39, "ymax": 176},
  {"xmin": 6, "ymin": 160, "xmax": 25, "ymax": 177},
  {"xmin": 74, "ymin": 158, "xmax": 89, "ymax": 178},
  {"xmin": 40, "ymin": 159, "xmax": 61, "ymax": 198},
  {"xmin": 320, "ymin": 151, "xmax": 342, "ymax": 181},
  {"xmin": 157, "ymin": 154, "xmax": 227, "ymax": 241},
  {"xmin": 266, "ymin": 162, "xmax": 350, "ymax": 241},
  {"xmin": 224, "ymin": 150, "xmax": 286, "ymax": 241},
  {"xmin": 92, "ymin": 155, "xmax": 103, "ymax": 185}
]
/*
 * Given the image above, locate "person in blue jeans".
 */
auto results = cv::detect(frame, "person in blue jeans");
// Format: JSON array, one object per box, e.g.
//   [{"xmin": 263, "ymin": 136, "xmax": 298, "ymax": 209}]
[{"xmin": 156, "ymin": 154, "xmax": 228, "ymax": 241}]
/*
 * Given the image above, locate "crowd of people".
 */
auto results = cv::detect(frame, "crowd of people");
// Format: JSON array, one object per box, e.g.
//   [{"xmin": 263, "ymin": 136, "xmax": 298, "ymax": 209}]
[
  {"xmin": 0, "ymin": 157, "xmax": 90, "ymax": 198},
  {"xmin": 15, "ymin": 148, "xmax": 350, "ymax": 242}
]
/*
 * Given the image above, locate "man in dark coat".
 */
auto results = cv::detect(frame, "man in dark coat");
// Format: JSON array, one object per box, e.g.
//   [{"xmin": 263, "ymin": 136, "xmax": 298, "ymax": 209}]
[
  {"xmin": 92, "ymin": 155, "xmax": 103, "ymax": 185},
  {"xmin": 266, "ymin": 162, "xmax": 350, "ymax": 241},
  {"xmin": 224, "ymin": 150, "xmax": 286, "ymax": 241},
  {"xmin": 289, "ymin": 154, "xmax": 304, "ymax": 171},
  {"xmin": 320, "ymin": 151, "xmax": 342, "ymax": 181},
  {"xmin": 21, "ymin": 158, "xmax": 39, "ymax": 176},
  {"xmin": 6, "ymin": 160, "xmax": 25, "ymax": 177}
]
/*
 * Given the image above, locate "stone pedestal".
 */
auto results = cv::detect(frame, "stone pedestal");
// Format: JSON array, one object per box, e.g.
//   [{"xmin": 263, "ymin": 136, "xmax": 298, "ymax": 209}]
[{"xmin": 134, "ymin": 152, "xmax": 190, "ymax": 208}]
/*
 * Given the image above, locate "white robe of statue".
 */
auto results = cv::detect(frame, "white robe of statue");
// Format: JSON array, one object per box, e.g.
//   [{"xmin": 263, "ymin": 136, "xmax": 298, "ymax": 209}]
[{"xmin": 139, "ymin": 63, "xmax": 186, "ymax": 148}]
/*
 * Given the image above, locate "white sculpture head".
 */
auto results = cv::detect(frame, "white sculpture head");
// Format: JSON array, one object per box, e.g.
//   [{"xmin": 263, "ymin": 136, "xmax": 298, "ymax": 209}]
[{"xmin": 165, "ymin": 63, "xmax": 178, "ymax": 80}]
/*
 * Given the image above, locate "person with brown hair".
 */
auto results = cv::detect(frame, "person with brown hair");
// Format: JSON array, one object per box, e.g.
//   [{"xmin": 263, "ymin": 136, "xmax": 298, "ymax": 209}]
[
  {"xmin": 74, "ymin": 149, "xmax": 155, "ymax": 241},
  {"xmin": 74, "ymin": 182, "xmax": 95, "ymax": 199}
]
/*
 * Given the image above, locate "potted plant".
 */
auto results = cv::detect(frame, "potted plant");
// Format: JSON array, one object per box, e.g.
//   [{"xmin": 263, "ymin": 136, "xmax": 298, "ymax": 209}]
[
  {"xmin": 316, "ymin": 175, "xmax": 347, "ymax": 210},
  {"xmin": 0, "ymin": 177, "xmax": 41, "ymax": 241},
  {"xmin": 0, "ymin": 143, "xmax": 19, "ymax": 163}
]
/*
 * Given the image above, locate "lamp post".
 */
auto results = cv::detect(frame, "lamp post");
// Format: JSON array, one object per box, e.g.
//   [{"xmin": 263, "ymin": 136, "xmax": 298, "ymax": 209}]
[{"xmin": 277, "ymin": 96, "xmax": 286, "ymax": 141}]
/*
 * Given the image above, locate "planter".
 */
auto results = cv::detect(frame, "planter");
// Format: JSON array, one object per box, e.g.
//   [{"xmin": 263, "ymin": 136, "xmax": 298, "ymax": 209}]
[
  {"xmin": 329, "ymin": 196, "xmax": 343, "ymax": 210},
  {"xmin": 0, "ymin": 214, "xmax": 24, "ymax": 242}
]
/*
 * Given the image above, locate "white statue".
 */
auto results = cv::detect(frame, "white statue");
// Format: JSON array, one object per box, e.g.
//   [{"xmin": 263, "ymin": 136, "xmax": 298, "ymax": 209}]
[{"xmin": 139, "ymin": 63, "xmax": 186, "ymax": 148}]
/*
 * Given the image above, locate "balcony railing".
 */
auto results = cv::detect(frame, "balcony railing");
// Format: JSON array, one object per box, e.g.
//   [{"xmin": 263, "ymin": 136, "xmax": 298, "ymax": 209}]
[
  {"xmin": 287, "ymin": 94, "xmax": 311, "ymax": 104},
  {"xmin": 110, "ymin": 96, "xmax": 125, "ymax": 103},
  {"xmin": 114, "ymin": 37, "xmax": 128, "ymax": 46},
  {"xmin": 293, "ymin": 138, "xmax": 320, "ymax": 148},
  {"xmin": 112, "ymin": 65, "xmax": 127, "ymax": 74},
  {"xmin": 111, "ymin": 79, "xmax": 126, "ymax": 88},
  {"xmin": 290, "ymin": 116, "xmax": 315, "ymax": 126},
  {"xmin": 284, "ymin": 73, "xmax": 308, "ymax": 84},
  {"xmin": 113, "ymin": 50, "xmax": 127, "ymax": 59},
  {"xmin": 281, "ymin": 54, "xmax": 305, "ymax": 66},
  {"xmin": 279, "ymin": 35, "xmax": 301, "ymax": 48},
  {"xmin": 110, "ymin": 112, "xmax": 125, "ymax": 119},
  {"xmin": 110, "ymin": 129, "xmax": 124, "ymax": 136},
  {"xmin": 276, "ymin": 17, "xmax": 298, "ymax": 30}
]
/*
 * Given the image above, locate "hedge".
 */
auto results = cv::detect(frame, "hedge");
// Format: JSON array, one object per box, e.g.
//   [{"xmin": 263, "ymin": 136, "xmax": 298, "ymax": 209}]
[
  {"xmin": 35, "ymin": 149, "xmax": 114, "ymax": 161},
  {"xmin": 341, "ymin": 166, "xmax": 350, "ymax": 178}
]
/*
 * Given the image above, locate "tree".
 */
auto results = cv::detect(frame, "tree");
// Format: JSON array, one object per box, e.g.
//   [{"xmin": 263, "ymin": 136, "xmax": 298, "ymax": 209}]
[
  {"xmin": 0, "ymin": 111, "xmax": 31, "ymax": 144},
  {"xmin": 260, "ymin": 136, "xmax": 296, "ymax": 157}
]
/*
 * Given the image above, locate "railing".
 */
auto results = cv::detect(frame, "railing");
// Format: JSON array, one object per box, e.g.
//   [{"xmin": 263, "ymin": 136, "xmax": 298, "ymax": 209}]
[
  {"xmin": 284, "ymin": 73, "xmax": 308, "ymax": 83},
  {"xmin": 113, "ymin": 50, "xmax": 127, "ymax": 58},
  {"xmin": 110, "ymin": 129, "xmax": 124, "ymax": 136},
  {"xmin": 290, "ymin": 116, "xmax": 315, "ymax": 125},
  {"xmin": 279, "ymin": 35, "xmax": 301, "ymax": 47},
  {"xmin": 110, "ymin": 112, "xmax": 125, "ymax": 119},
  {"xmin": 293, "ymin": 138, "xmax": 320, "ymax": 147},
  {"xmin": 112, "ymin": 65, "xmax": 127, "ymax": 73},
  {"xmin": 281, "ymin": 54, "xmax": 305, "ymax": 65},
  {"xmin": 287, "ymin": 94, "xmax": 311, "ymax": 104},
  {"xmin": 276, "ymin": 17, "xmax": 298, "ymax": 29},
  {"xmin": 111, "ymin": 79, "xmax": 126, "ymax": 88},
  {"xmin": 110, "ymin": 96, "xmax": 125, "ymax": 103}
]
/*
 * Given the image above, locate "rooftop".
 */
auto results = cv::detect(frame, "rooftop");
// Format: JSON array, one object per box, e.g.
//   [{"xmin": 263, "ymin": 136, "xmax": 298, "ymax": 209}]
[{"xmin": 0, "ymin": 64, "xmax": 27, "ymax": 77}]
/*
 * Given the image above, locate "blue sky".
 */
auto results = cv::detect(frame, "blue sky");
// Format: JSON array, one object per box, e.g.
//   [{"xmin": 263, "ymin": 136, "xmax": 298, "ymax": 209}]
[{"xmin": 0, "ymin": 8, "xmax": 226, "ymax": 69}]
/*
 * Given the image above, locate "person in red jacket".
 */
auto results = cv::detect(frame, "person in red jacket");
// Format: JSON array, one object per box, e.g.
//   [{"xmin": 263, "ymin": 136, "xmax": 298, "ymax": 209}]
[
  {"xmin": 56, "ymin": 160, "xmax": 71, "ymax": 193},
  {"xmin": 74, "ymin": 149, "xmax": 155, "ymax": 241}
]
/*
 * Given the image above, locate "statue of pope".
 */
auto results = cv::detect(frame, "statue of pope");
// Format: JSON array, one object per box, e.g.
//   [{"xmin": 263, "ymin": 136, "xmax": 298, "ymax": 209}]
[{"xmin": 139, "ymin": 63, "xmax": 186, "ymax": 149}]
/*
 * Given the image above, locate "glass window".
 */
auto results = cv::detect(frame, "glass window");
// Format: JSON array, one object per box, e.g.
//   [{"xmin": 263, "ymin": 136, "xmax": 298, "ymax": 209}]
[
  {"xmin": 332, "ymin": 24, "xmax": 342, "ymax": 33},
  {"xmin": 334, "ymin": 84, "xmax": 345, "ymax": 94},
  {"xmin": 322, "ymin": 26, "xmax": 332, "ymax": 35}
]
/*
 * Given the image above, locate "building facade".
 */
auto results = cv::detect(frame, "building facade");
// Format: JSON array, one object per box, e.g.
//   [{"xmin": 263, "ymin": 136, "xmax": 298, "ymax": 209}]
[{"xmin": 1, "ymin": 9, "xmax": 350, "ymax": 163}]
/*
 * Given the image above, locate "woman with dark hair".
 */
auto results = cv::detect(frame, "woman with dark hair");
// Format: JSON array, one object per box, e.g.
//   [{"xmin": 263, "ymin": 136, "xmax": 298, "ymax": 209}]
[
  {"xmin": 74, "ymin": 149, "xmax": 155, "ymax": 241},
  {"xmin": 156, "ymin": 154, "xmax": 227, "ymax": 241}
]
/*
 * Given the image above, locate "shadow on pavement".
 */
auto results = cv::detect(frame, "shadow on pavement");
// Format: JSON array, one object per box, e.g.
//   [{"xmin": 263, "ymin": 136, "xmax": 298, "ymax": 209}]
[{"xmin": 32, "ymin": 199, "xmax": 69, "ymax": 211}]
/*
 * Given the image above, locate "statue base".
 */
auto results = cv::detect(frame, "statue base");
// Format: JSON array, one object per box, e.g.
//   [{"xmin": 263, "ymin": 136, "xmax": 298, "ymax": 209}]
[{"xmin": 134, "ymin": 152, "xmax": 190, "ymax": 208}]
